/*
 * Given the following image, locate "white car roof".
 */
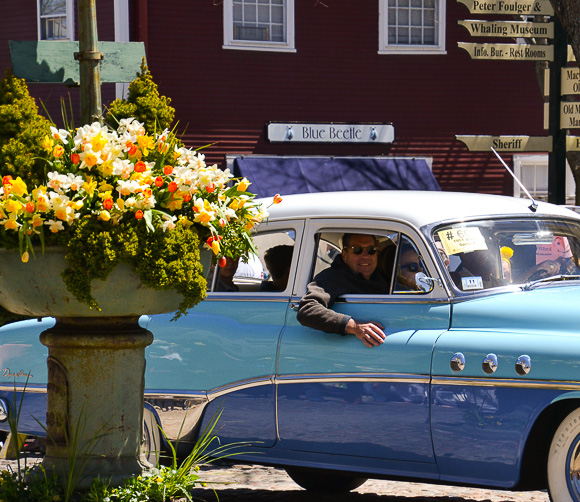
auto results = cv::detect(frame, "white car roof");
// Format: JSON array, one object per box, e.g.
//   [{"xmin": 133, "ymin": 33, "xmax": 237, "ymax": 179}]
[{"xmin": 260, "ymin": 191, "xmax": 580, "ymax": 229}]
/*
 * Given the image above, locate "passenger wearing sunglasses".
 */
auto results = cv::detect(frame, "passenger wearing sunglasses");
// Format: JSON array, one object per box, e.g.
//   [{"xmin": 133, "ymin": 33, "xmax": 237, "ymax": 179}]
[
  {"xmin": 297, "ymin": 233, "xmax": 387, "ymax": 348},
  {"xmin": 396, "ymin": 246, "xmax": 425, "ymax": 291}
]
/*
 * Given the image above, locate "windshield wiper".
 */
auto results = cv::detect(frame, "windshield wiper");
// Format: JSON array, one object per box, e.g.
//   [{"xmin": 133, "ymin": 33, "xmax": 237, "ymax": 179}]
[{"xmin": 522, "ymin": 275, "xmax": 580, "ymax": 291}]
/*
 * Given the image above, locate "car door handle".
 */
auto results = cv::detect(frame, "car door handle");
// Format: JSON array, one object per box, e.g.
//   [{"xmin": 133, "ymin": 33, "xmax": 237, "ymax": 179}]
[{"xmin": 289, "ymin": 302, "xmax": 299, "ymax": 312}]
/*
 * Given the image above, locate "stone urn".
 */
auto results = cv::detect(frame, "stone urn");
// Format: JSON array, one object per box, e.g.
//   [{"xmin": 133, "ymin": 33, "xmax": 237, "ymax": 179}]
[{"xmin": 0, "ymin": 247, "xmax": 210, "ymax": 487}]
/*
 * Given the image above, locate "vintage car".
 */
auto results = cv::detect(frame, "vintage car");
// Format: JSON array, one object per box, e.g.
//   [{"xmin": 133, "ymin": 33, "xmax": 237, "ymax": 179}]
[{"xmin": 3, "ymin": 190, "xmax": 580, "ymax": 501}]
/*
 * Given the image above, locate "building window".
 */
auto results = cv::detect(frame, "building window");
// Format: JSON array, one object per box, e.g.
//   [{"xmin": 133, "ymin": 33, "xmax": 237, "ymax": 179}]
[
  {"xmin": 38, "ymin": 0, "xmax": 74, "ymax": 40},
  {"xmin": 513, "ymin": 155, "xmax": 576, "ymax": 205},
  {"xmin": 223, "ymin": 0, "xmax": 296, "ymax": 52},
  {"xmin": 379, "ymin": 0, "xmax": 446, "ymax": 55}
]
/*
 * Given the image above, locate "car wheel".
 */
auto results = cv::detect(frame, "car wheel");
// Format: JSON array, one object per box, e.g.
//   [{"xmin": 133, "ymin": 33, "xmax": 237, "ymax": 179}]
[
  {"xmin": 285, "ymin": 467, "xmax": 367, "ymax": 493},
  {"xmin": 142, "ymin": 407, "xmax": 162, "ymax": 466},
  {"xmin": 548, "ymin": 408, "xmax": 580, "ymax": 502}
]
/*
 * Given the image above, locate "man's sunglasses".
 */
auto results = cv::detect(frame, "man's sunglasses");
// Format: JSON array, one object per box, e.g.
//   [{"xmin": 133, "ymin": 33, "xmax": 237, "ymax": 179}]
[
  {"xmin": 344, "ymin": 245, "xmax": 378, "ymax": 255},
  {"xmin": 400, "ymin": 262, "xmax": 422, "ymax": 273}
]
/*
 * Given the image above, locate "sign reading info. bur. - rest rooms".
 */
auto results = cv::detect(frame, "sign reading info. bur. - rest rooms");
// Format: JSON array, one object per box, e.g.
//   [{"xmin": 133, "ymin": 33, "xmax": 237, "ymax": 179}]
[{"xmin": 267, "ymin": 123, "xmax": 395, "ymax": 143}]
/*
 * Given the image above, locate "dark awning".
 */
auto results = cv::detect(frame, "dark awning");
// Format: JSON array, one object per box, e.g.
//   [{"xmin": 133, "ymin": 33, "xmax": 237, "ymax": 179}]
[{"xmin": 233, "ymin": 156, "xmax": 440, "ymax": 198}]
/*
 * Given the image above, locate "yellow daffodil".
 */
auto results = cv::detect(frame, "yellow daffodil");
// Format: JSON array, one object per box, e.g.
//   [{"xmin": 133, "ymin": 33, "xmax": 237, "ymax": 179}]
[
  {"xmin": 165, "ymin": 197, "xmax": 183, "ymax": 211},
  {"xmin": 98, "ymin": 181, "xmax": 114, "ymax": 193},
  {"xmin": 41, "ymin": 135, "xmax": 54, "ymax": 151},
  {"xmin": 98, "ymin": 210, "xmax": 111, "ymax": 222},
  {"xmin": 83, "ymin": 152, "xmax": 98, "ymax": 167},
  {"xmin": 98, "ymin": 162, "xmax": 114, "ymax": 177},
  {"xmin": 32, "ymin": 214, "xmax": 44, "ymax": 227},
  {"xmin": 90, "ymin": 132, "xmax": 108, "ymax": 152},
  {"xmin": 5, "ymin": 199, "xmax": 23, "ymax": 213},
  {"xmin": 2, "ymin": 214, "xmax": 20, "ymax": 230},
  {"xmin": 237, "ymin": 178, "xmax": 250, "ymax": 191},
  {"xmin": 21, "ymin": 251, "xmax": 29, "ymax": 263},
  {"xmin": 137, "ymin": 135, "xmax": 155, "ymax": 156},
  {"xmin": 83, "ymin": 178, "xmax": 97, "ymax": 197},
  {"xmin": 11, "ymin": 177, "xmax": 28, "ymax": 197}
]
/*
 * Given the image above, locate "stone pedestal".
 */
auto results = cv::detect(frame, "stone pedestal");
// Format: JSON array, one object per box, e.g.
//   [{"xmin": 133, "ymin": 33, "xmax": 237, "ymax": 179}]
[{"xmin": 40, "ymin": 317, "xmax": 153, "ymax": 487}]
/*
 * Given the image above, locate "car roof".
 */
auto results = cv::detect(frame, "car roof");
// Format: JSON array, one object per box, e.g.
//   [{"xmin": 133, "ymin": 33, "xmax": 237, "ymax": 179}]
[{"xmin": 259, "ymin": 190, "xmax": 580, "ymax": 229}]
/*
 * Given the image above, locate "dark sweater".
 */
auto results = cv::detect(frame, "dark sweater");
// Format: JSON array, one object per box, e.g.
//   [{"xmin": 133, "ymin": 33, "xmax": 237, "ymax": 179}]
[{"xmin": 297, "ymin": 255, "xmax": 388, "ymax": 335}]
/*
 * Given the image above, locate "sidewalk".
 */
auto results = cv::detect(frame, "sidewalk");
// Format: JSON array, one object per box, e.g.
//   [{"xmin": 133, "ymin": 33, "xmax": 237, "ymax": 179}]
[{"xmin": 0, "ymin": 454, "xmax": 550, "ymax": 501}]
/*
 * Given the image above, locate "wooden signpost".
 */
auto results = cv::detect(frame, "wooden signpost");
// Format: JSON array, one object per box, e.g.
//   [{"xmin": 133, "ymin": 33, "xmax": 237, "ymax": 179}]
[
  {"xmin": 456, "ymin": 0, "xmax": 574, "ymax": 204},
  {"xmin": 9, "ymin": 1, "xmax": 145, "ymax": 124}
]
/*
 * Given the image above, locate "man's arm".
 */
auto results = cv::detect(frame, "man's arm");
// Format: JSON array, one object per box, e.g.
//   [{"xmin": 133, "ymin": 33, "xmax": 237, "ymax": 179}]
[
  {"xmin": 297, "ymin": 281, "xmax": 351, "ymax": 334},
  {"xmin": 297, "ymin": 275, "xmax": 386, "ymax": 347}
]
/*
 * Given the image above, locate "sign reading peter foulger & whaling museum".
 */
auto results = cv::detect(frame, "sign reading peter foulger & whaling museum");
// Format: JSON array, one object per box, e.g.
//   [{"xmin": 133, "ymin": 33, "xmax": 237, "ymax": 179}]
[
  {"xmin": 267, "ymin": 123, "xmax": 395, "ymax": 143},
  {"xmin": 458, "ymin": 20, "xmax": 554, "ymax": 38}
]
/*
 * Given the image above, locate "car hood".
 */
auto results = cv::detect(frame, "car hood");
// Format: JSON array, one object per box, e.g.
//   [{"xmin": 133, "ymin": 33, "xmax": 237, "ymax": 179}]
[{"xmin": 450, "ymin": 283, "xmax": 580, "ymax": 334}]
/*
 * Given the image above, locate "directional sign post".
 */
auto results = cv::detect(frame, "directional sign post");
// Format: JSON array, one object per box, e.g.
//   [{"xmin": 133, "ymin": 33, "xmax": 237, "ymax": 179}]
[
  {"xmin": 456, "ymin": 0, "xmax": 570, "ymax": 203},
  {"xmin": 548, "ymin": 16, "xmax": 567, "ymax": 204}
]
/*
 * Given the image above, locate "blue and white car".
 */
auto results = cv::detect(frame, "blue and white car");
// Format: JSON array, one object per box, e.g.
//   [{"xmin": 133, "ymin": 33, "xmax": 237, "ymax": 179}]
[{"xmin": 3, "ymin": 190, "xmax": 580, "ymax": 501}]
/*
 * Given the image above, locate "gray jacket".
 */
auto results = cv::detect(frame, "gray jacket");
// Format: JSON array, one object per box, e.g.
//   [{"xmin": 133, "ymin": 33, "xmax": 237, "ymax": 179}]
[{"xmin": 297, "ymin": 255, "xmax": 388, "ymax": 335}]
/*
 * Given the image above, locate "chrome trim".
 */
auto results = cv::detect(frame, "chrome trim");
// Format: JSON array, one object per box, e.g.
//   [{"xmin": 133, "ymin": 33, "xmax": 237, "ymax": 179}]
[
  {"xmin": 0, "ymin": 398, "xmax": 8, "ymax": 422},
  {"xmin": 339, "ymin": 296, "xmax": 450, "ymax": 305},
  {"xmin": 204, "ymin": 295, "xmax": 293, "ymax": 302},
  {"xmin": 516, "ymin": 355, "xmax": 532, "ymax": 376},
  {"xmin": 0, "ymin": 384, "xmax": 47, "ymax": 393},
  {"xmin": 450, "ymin": 352, "xmax": 466, "ymax": 372},
  {"xmin": 482, "ymin": 353, "xmax": 498, "ymax": 374},
  {"xmin": 432, "ymin": 376, "xmax": 580, "ymax": 391},
  {"xmin": 144, "ymin": 394, "xmax": 208, "ymax": 442},
  {"xmin": 275, "ymin": 373, "xmax": 429, "ymax": 385},
  {"xmin": 207, "ymin": 376, "xmax": 274, "ymax": 400}
]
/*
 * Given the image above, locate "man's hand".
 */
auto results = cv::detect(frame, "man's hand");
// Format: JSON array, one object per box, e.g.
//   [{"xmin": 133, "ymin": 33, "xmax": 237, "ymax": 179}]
[{"xmin": 346, "ymin": 319, "xmax": 385, "ymax": 348}]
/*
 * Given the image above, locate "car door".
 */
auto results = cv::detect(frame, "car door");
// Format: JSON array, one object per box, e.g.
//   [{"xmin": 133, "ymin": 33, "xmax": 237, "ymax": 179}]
[
  {"xmin": 145, "ymin": 219, "xmax": 304, "ymax": 448},
  {"xmin": 276, "ymin": 219, "xmax": 450, "ymax": 472}
]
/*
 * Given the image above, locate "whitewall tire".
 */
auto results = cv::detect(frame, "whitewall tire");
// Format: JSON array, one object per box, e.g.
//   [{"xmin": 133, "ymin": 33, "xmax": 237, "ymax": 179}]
[{"xmin": 548, "ymin": 408, "xmax": 580, "ymax": 502}]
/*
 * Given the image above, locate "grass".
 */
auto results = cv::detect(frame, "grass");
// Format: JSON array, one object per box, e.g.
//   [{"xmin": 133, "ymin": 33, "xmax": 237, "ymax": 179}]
[{"xmin": 0, "ymin": 398, "xmax": 248, "ymax": 501}]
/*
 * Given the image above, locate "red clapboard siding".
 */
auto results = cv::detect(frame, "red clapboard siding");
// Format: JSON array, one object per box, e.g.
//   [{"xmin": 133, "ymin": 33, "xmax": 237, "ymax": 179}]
[{"xmin": 0, "ymin": 0, "xmax": 548, "ymax": 195}]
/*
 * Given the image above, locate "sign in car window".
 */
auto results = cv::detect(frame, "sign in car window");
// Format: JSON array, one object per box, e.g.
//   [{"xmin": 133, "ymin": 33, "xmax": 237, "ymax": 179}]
[{"xmin": 437, "ymin": 227, "xmax": 488, "ymax": 256}]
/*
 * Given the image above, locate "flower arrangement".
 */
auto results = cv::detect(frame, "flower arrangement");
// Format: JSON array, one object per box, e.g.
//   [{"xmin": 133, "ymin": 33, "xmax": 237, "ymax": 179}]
[{"xmin": 0, "ymin": 118, "xmax": 273, "ymax": 317}]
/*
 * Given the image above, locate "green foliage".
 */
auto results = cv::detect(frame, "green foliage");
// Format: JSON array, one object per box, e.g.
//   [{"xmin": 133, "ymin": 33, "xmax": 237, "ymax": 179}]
[
  {"xmin": 62, "ymin": 217, "xmax": 206, "ymax": 319},
  {"xmin": 105, "ymin": 60, "xmax": 175, "ymax": 133},
  {"xmin": 0, "ymin": 69, "xmax": 52, "ymax": 187},
  {"xmin": 0, "ymin": 411, "xmax": 249, "ymax": 501}
]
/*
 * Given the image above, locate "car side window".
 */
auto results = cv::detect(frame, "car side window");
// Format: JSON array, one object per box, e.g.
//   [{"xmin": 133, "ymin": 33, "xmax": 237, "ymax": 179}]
[
  {"xmin": 393, "ymin": 235, "xmax": 431, "ymax": 294},
  {"xmin": 310, "ymin": 231, "xmax": 430, "ymax": 295},
  {"xmin": 209, "ymin": 230, "xmax": 296, "ymax": 293}
]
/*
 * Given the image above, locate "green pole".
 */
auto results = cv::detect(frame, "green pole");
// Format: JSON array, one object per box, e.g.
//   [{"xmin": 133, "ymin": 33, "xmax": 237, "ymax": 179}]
[
  {"xmin": 76, "ymin": 0, "xmax": 103, "ymax": 124},
  {"xmin": 548, "ymin": 16, "xmax": 567, "ymax": 204}
]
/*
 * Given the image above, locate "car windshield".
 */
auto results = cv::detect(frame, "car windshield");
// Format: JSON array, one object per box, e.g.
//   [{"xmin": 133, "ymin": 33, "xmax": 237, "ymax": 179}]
[{"xmin": 432, "ymin": 218, "xmax": 580, "ymax": 292}]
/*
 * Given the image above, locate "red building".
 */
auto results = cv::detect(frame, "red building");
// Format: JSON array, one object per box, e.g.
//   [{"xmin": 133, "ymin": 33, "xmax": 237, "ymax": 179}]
[{"xmin": 0, "ymin": 0, "xmax": 558, "ymax": 198}]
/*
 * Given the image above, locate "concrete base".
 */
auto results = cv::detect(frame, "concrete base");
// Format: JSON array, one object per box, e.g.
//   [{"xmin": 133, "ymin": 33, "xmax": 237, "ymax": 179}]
[{"xmin": 39, "ymin": 317, "xmax": 154, "ymax": 488}]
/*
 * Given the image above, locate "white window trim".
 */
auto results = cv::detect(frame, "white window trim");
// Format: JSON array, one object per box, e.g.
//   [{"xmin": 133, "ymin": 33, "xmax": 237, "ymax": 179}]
[
  {"xmin": 378, "ymin": 0, "xmax": 446, "ymax": 55},
  {"xmin": 223, "ymin": 0, "xmax": 296, "ymax": 53},
  {"xmin": 513, "ymin": 154, "xmax": 576, "ymax": 205},
  {"xmin": 37, "ymin": 0, "xmax": 75, "ymax": 41},
  {"xmin": 114, "ymin": 0, "xmax": 130, "ymax": 100}
]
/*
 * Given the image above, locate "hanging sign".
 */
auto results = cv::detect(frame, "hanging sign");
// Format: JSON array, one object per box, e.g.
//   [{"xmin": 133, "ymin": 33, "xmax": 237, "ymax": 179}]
[
  {"xmin": 458, "ymin": 20, "xmax": 553, "ymax": 38},
  {"xmin": 560, "ymin": 103, "xmax": 580, "ymax": 129},
  {"xmin": 457, "ymin": 0, "xmax": 554, "ymax": 15},
  {"xmin": 267, "ymin": 122, "xmax": 395, "ymax": 143},
  {"xmin": 458, "ymin": 42, "xmax": 554, "ymax": 61},
  {"xmin": 456, "ymin": 135, "xmax": 553, "ymax": 152}
]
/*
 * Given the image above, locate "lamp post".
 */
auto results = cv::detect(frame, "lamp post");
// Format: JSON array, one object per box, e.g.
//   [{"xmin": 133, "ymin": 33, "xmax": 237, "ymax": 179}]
[{"xmin": 76, "ymin": 0, "xmax": 102, "ymax": 124}]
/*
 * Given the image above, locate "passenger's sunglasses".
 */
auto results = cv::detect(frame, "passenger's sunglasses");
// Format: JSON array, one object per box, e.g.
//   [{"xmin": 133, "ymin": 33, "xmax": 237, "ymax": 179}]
[
  {"xmin": 400, "ymin": 262, "xmax": 422, "ymax": 273},
  {"xmin": 344, "ymin": 245, "xmax": 378, "ymax": 256}
]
